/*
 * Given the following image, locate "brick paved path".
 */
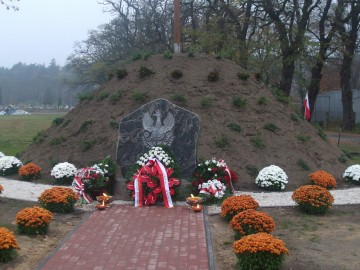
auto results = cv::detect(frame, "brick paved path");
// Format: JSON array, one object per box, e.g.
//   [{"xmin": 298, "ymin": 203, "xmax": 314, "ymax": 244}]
[{"xmin": 37, "ymin": 205, "xmax": 210, "ymax": 270}]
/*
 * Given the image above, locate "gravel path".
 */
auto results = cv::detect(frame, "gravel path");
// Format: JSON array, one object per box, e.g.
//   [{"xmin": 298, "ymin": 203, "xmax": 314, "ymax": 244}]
[{"xmin": 1, "ymin": 177, "xmax": 360, "ymax": 214}]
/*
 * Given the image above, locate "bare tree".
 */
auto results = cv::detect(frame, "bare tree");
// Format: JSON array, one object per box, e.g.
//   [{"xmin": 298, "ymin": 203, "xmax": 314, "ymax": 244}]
[
  {"xmin": 335, "ymin": 0, "xmax": 360, "ymax": 131},
  {"xmin": 1, "ymin": 0, "xmax": 19, "ymax": 10},
  {"xmin": 259, "ymin": 0, "xmax": 320, "ymax": 96}
]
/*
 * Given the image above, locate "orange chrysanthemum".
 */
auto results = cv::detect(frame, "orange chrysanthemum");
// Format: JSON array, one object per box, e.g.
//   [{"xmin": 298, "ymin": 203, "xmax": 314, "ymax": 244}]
[
  {"xmin": 309, "ymin": 170, "xmax": 336, "ymax": 189},
  {"xmin": 18, "ymin": 162, "xmax": 42, "ymax": 181},
  {"xmin": 16, "ymin": 206, "xmax": 53, "ymax": 234},
  {"xmin": 38, "ymin": 187, "xmax": 78, "ymax": 213},
  {"xmin": 0, "ymin": 184, "xmax": 3, "ymax": 194},
  {"xmin": 230, "ymin": 209, "xmax": 275, "ymax": 238},
  {"xmin": 292, "ymin": 185, "xmax": 334, "ymax": 214},
  {"xmin": 221, "ymin": 195, "xmax": 259, "ymax": 221}
]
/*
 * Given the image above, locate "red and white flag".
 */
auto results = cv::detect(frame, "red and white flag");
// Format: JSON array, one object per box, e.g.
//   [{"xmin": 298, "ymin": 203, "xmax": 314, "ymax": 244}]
[{"xmin": 304, "ymin": 92, "xmax": 311, "ymax": 121}]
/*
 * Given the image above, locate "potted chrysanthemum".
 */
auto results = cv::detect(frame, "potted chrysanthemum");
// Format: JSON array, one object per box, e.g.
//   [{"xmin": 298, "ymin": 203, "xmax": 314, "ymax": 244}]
[
  {"xmin": 0, "ymin": 227, "xmax": 20, "ymax": 263},
  {"xmin": 292, "ymin": 185, "xmax": 334, "ymax": 214},
  {"xmin": 16, "ymin": 206, "xmax": 53, "ymax": 235},
  {"xmin": 309, "ymin": 170, "xmax": 336, "ymax": 189},
  {"xmin": 230, "ymin": 209, "xmax": 275, "ymax": 239},
  {"xmin": 0, "ymin": 156, "xmax": 22, "ymax": 176},
  {"xmin": 221, "ymin": 195, "xmax": 259, "ymax": 221},
  {"xmin": 343, "ymin": 164, "xmax": 360, "ymax": 184},
  {"xmin": 233, "ymin": 232, "xmax": 289, "ymax": 270},
  {"xmin": 255, "ymin": 165, "xmax": 288, "ymax": 191},
  {"xmin": 51, "ymin": 162, "xmax": 77, "ymax": 185},
  {"xmin": 38, "ymin": 187, "xmax": 78, "ymax": 213},
  {"xmin": 18, "ymin": 162, "xmax": 42, "ymax": 181}
]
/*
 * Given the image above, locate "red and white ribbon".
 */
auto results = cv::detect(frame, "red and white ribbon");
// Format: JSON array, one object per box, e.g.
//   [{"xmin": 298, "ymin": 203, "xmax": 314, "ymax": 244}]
[
  {"xmin": 73, "ymin": 177, "xmax": 92, "ymax": 203},
  {"xmin": 224, "ymin": 167, "xmax": 235, "ymax": 193}
]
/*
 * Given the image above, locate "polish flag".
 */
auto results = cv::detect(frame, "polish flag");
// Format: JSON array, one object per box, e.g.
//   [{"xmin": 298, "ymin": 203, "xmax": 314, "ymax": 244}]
[{"xmin": 304, "ymin": 92, "xmax": 311, "ymax": 121}]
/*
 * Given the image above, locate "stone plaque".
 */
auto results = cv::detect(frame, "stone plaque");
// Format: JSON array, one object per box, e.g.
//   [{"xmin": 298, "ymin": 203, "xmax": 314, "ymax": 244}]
[{"xmin": 117, "ymin": 98, "xmax": 200, "ymax": 178}]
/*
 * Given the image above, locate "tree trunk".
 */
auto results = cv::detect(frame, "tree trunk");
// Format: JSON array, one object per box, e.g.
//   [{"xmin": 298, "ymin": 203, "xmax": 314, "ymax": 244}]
[
  {"xmin": 341, "ymin": 55, "xmax": 355, "ymax": 131},
  {"xmin": 279, "ymin": 56, "xmax": 295, "ymax": 96}
]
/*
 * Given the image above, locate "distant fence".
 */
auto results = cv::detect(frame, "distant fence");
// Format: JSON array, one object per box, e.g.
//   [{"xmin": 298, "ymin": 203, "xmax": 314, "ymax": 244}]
[{"xmin": 312, "ymin": 89, "xmax": 360, "ymax": 123}]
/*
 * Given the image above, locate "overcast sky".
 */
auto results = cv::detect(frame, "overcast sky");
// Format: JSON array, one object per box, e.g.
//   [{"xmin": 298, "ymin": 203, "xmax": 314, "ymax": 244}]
[{"xmin": 0, "ymin": 0, "xmax": 114, "ymax": 68}]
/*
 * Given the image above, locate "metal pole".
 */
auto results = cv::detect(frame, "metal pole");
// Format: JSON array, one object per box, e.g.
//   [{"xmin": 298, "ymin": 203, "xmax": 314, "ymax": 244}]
[{"xmin": 174, "ymin": 0, "xmax": 181, "ymax": 53}]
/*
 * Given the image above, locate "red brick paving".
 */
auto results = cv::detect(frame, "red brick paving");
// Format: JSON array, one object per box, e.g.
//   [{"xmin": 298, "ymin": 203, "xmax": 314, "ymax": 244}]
[{"xmin": 38, "ymin": 205, "xmax": 210, "ymax": 270}]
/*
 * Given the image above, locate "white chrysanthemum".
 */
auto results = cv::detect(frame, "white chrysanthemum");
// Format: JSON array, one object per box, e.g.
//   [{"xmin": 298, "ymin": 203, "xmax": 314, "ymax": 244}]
[
  {"xmin": 51, "ymin": 162, "xmax": 77, "ymax": 179},
  {"xmin": 343, "ymin": 164, "xmax": 360, "ymax": 182},
  {"xmin": 136, "ymin": 146, "xmax": 174, "ymax": 166},
  {"xmin": 0, "ymin": 156, "xmax": 23, "ymax": 174},
  {"xmin": 255, "ymin": 165, "xmax": 288, "ymax": 191},
  {"xmin": 91, "ymin": 164, "xmax": 106, "ymax": 175},
  {"xmin": 0, "ymin": 152, "xmax": 5, "ymax": 158}
]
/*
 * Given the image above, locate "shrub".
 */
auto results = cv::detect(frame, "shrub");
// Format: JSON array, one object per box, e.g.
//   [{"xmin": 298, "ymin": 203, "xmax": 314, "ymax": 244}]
[
  {"xmin": 109, "ymin": 90, "xmax": 122, "ymax": 105},
  {"xmin": 257, "ymin": 96, "xmax": 267, "ymax": 105},
  {"xmin": 237, "ymin": 72, "xmax": 250, "ymax": 81},
  {"xmin": 79, "ymin": 119, "xmax": 94, "ymax": 132},
  {"xmin": 232, "ymin": 96, "xmax": 247, "ymax": 108},
  {"xmin": 52, "ymin": 117, "xmax": 64, "ymax": 126},
  {"xmin": 77, "ymin": 92, "xmax": 93, "ymax": 101},
  {"xmin": 18, "ymin": 162, "xmax": 42, "ymax": 181},
  {"xmin": 171, "ymin": 69, "xmax": 183, "ymax": 79},
  {"xmin": 309, "ymin": 170, "xmax": 336, "ymax": 189},
  {"xmin": 49, "ymin": 136, "xmax": 66, "ymax": 146},
  {"xmin": 313, "ymin": 123, "xmax": 327, "ymax": 141},
  {"xmin": 132, "ymin": 91, "xmax": 148, "ymax": 102},
  {"xmin": 0, "ymin": 156, "xmax": 22, "ymax": 176},
  {"xmin": 221, "ymin": 195, "xmax": 259, "ymax": 221},
  {"xmin": 116, "ymin": 68, "xmax": 128, "ymax": 79},
  {"xmin": 297, "ymin": 159, "xmax": 310, "ymax": 171},
  {"xmin": 227, "ymin": 122, "xmax": 241, "ymax": 133},
  {"xmin": 263, "ymin": 123, "xmax": 279, "ymax": 132},
  {"xmin": 80, "ymin": 139, "xmax": 96, "ymax": 152},
  {"xmin": 200, "ymin": 96, "xmax": 214, "ymax": 108},
  {"xmin": 208, "ymin": 70, "xmax": 219, "ymax": 82},
  {"xmin": 38, "ymin": 187, "xmax": 78, "ymax": 213},
  {"xmin": 96, "ymin": 92, "xmax": 109, "ymax": 101},
  {"xmin": 51, "ymin": 162, "xmax": 77, "ymax": 185},
  {"xmin": 291, "ymin": 112, "xmax": 300, "ymax": 122},
  {"xmin": 272, "ymin": 89, "xmax": 288, "ymax": 104},
  {"xmin": 233, "ymin": 232, "xmax": 289, "ymax": 270},
  {"xmin": 343, "ymin": 164, "xmax": 360, "ymax": 184},
  {"xmin": 32, "ymin": 130, "xmax": 47, "ymax": 143},
  {"xmin": 296, "ymin": 134, "xmax": 311, "ymax": 142},
  {"xmin": 214, "ymin": 134, "xmax": 230, "ymax": 148},
  {"xmin": 171, "ymin": 93, "xmax": 187, "ymax": 104},
  {"xmin": 292, "ymin": 185, "xmax": 334, "ymax": 215},
  {"xmin": 109, "ymin": 121, "xmax": 119, "ymax": 129},
  {"xmin": 15, "ymin": 206, "xmax": 53, "ymax": 235},
  {"xmin": 163, "ymin": 50, "xmax": 173, "ymax": 59},
  {"xmin": 139, "ymin": 66, "xmax": 154, "ymax": 78},
  {"xmin": 230, "ymin": 209, "xmax": 275, "ymax": 239},
  {"xmin": 0, "ymin": 227, "xmax": 20, "ymax": 263},
  {"xmin": 250, "ymin": 136, "xmax": 265, "ymax": 149},
  {"xmin": 132, "ymin": 52, "xmax": 142, "ymax": 61},
  {"xmin": 255, "ymin": 165, "xmax": 288, "ymax": 191}
]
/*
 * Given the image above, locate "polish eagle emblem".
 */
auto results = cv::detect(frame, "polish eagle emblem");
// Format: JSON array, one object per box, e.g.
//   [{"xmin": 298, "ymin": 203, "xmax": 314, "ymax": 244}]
[{"xmin": 142, "ymin": 110, "xmax": 174, "ymax": 147}]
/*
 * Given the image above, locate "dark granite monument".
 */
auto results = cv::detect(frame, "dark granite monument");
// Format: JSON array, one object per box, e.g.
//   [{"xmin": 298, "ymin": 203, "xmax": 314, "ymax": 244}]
[{"xmin": 117, "ymin": 98, "xmax": 200, "ymax": 178}]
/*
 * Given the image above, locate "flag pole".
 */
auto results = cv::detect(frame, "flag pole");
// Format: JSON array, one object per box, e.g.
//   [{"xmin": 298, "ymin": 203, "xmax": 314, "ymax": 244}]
[{"xmin": 174, "ymin": 0, "xmax": 181, "ymax": 53}]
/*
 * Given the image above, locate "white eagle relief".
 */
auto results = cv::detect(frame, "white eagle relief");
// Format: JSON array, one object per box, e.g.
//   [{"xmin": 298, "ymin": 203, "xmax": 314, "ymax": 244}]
[{"xmin": 142, "ymin": 109, "xmax": 175, "ymax": 147}]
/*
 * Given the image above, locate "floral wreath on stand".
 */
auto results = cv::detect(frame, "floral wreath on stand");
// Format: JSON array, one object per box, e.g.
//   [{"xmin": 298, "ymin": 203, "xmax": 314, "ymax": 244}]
[
  {"xmin": 192, "ymin": 158, "xmax": 238, "ymax": 196},
  {"xmin": 126, "ymin": 146, "xmax": 181, "ymax": 207}
]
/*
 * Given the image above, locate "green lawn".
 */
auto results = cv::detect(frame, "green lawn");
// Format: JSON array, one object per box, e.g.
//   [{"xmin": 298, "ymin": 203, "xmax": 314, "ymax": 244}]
[{"xmin": 0, "ymin": 113, "xmax": 66, "ymax": 156}]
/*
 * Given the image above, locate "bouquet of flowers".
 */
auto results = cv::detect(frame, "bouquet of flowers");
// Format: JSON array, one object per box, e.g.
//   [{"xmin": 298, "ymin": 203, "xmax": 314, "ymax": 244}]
[
  {"xmin": 18, "ymin": 162, "xmax": 42, "ymax": 181},
  {"xmin": 198, "ymin": 179, "xmax": 228, "ymax": 204},
  {"xmin": 51, "ymin": 162, "xmax": 77, "ymax": 185},
  {"xmin": 255, "ymin": 165, "xmax": 288, "ymax": 191},
  {"xmin": 0, "ymin": 227, "xmax": 20, "ymax": 263},
  {"xmin": 343, "ymin": 164, "xmax": 360, "ymax": 184},
  {"xmin": 0, "ymin": 156, "xmax": 22, "ymax": 176},
  {"xmin": 192, "ymin": 158, "xmax": 237, "ymax": 193},
  {"xmin": 72, "ymin": 166, "xmax": 105, "ymax": 202},
  {"xmin": 126, "ymin": 146, "xmax": 180, "ymax": 207}
]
